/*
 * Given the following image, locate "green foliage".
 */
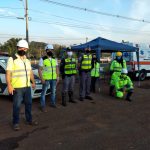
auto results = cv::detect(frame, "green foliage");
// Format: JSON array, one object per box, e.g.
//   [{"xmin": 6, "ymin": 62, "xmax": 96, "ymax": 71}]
[
  {"xmin": 29, "ymin": 41, "xmax": 46, "ymax": 59},
  {"xmin": 53, "ymin": 44, "xmax": 66, "ymax": 58},
  {"xmin": 0, "ymin": 38, "xmax": 21, "ymax": 55},
  {"xmin": 0, "ymin": 38, "xmax": 66, "ymax": 59}
]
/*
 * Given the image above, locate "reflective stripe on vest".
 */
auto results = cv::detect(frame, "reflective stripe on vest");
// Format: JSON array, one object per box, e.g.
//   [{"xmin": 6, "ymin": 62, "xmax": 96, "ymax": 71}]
[
  {"xmin": 42, "ymin": 58, "xmax": 57, "ymax": 80},
  {"xmin": 11, "ymin": 58, "xmax": 31, "ymax": 88},
  {"xmin": 81, "ymin": 54, "xmax": 92, "ymax": 70},
  {"xmin": 91, "ymin": 62, "xmax": 100, "ymax": 77},
  {"xmin": 64, "ymin": 58, "xmax": 77, "ymax": 75}
]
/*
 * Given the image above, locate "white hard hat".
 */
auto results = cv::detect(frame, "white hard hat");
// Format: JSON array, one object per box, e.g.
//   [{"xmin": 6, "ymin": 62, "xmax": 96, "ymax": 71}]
[
  {"xmin": 45, "ymin": 44, "xmax": 54, "ymax": 50},
  {"xmin": 121, "ymin": 68, "xmax": 128, "ymax": 74},
  {"xmin": 17, "ymin": 40, "xmax": 29, "ymax": 49}
]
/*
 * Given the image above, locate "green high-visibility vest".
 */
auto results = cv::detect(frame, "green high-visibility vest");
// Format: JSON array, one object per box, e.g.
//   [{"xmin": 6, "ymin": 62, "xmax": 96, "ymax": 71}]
[
  {"xmin": 64, "ymin": 58, "xmax": 77, "ymax": 75},
  {"xmin": 91, "ymin": 62, "xmax": 100, "ymax": 77},
  {"xmin": 115, "ymin": 75, "xmax": 133, "ymax": 90},
  {"xmin": 81, "ymin": 54, "xmax": 92, "ymax": 70},
  {"xmin": 110, "ymin": 60, "xmax": 127, "ymax": 72},
  {"xmin": 42, "ymin": 58, "xmax": 57, "ymax": 80}
]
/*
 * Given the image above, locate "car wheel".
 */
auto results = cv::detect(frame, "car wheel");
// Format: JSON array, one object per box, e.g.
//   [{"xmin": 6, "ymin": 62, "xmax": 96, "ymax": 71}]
[{"xmin": 139, "ymin": 70, "xmax": 146, "ymax": 81}]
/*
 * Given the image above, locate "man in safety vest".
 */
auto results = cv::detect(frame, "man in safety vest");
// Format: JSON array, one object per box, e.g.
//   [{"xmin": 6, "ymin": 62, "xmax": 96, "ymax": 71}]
[
  {"xmin": 114, "ymin": 69, "xmax": 133, "ymax": 101},
  {"xmin": 6, "ymin": 39, "xmax": 37, "ymax": 131},
  {"xmin": 78, "ymin": 46, "xmax": 93, "ymax": 101},
  {"xmin": 90, "ymin": 54, "xmax": 100, "ymax": 93},
  {"xmin": 38, "ymin": 44, "xmax": 59, "ymax": 111},
  {"xmin": 109, "ymin": 51, "xmax": 127, "ymax": 96},
  {"xmin": 60, "ymin": 47, "xmax": 77, "ymax": 106}
]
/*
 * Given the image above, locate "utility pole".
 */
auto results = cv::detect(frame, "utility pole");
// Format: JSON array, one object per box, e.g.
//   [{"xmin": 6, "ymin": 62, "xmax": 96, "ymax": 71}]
[{"xmin": 25, "ymin": 0, "xmax": 29, "ymax": 43}]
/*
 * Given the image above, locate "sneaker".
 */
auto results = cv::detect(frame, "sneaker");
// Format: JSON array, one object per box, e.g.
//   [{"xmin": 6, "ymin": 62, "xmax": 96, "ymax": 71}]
[
  {"xmin": 26, "ymin": 120, "xmax": 38, "ymax": 126},
  {"xmin": 85, "ymin": 96, "xmax": 93, "ymax": 100},
  {"xmin": 13, "ymin": 124, "xmax": 20, "ymax": 131},
  {"xmin": 40, "ymin": 107, "xmax": 47, "ymax": 113}
]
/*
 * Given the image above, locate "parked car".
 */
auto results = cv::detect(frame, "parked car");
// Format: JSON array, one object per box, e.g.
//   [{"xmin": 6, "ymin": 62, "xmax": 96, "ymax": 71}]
[{"xmin": 0, "ymin": 56, "xmax": 50, "ymax": 98}]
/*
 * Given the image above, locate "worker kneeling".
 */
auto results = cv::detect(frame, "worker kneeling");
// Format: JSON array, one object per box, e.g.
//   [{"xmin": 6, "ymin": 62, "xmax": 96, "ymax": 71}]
[{"xmin": 114, "ymin": 69, "xmax": 133, "ymax": 102}]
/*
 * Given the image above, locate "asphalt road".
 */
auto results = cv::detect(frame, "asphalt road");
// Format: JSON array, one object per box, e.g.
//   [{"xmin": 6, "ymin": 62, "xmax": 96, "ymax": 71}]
[{"xmin": 0, "ymin": 79, "xmax": 150, "ymax": 150}]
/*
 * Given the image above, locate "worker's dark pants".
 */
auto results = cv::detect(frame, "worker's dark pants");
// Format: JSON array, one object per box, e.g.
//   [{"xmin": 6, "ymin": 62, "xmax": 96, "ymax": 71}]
[
  {"xmin": 79, "ymin": 71, "xmax": 91, "ymax": 98},
  {"xmin": 13, "ymin": 87, "xmax": 32, "ymax": 125},
  {"xmin": 62, "ymin": 75, "xmax": 75, "ymax": 105},
  {"xmin": 90, "ymin": 77, "xmax": 99, "ymax": 93}
]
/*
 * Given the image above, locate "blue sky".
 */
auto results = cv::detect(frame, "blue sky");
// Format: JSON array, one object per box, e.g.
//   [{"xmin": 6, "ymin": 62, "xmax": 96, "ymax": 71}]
[{"xmin": 1, "ymin": 0, "xmax": 150, "ymax": 45}]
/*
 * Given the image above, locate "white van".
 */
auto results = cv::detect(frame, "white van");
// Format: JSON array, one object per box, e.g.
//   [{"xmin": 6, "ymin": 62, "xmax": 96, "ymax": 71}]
[
  {"xmin": 112, "ymin": 43, "xmax": 150, "ymax": 80},
  {"xmin": 0, "ymin": 56, "xmax": 50, "ymax": 98}
]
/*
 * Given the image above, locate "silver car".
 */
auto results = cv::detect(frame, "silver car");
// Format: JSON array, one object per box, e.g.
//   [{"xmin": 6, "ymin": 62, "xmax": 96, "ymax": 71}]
[{"xmin": 0, "ymin": 56, "xmax": 50, "ymax": 98}]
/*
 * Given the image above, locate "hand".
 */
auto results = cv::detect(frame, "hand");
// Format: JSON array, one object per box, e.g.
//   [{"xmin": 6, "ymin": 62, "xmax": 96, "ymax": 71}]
[
  {"xmin": 7, "ymin": 84, "xmax": 14, "ymax": 95},
  {"xmin": 56, "ymin": 77, "xmax": 59, "ymax": 85},
  {"xmin": 41, "ymin": 79, "xmax": 45, "ymax": 84},
  {"xmin": 32, "ymin": 83, "xmax": 36, "ymax": 89}
]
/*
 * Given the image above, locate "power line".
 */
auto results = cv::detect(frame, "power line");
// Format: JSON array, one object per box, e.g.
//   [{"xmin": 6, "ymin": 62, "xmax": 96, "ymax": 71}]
[
  {"xmin": 1, "ymin": 14, "xmax": 150, "ymax": 37},
  {"xmin": 29, "ymin": 9, "xmax": 150, "ymax": 34},
  {"xmin": 31, "ymin": 18, "xmax": 150, "ymax": 36},
  {"xmin": 0, "ymin": 7, "xmax": 150, "ymax": 34},
  {"xmin": 40, "ymin": 0, "xmax": 150, "ymax": 23},
  {"xmin": 2, "ymin": 10, "xmax": 150, "ymax": 38}
]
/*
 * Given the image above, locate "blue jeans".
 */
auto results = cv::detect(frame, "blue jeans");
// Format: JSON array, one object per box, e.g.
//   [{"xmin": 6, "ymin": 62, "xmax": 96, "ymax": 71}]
[
  {"xmin": 13, "ymin": 87, "xmax": 32, "ymax": 125},
  {"xmin": 40, "ymin": 80, "xmax": 56, "ymax": 107}
]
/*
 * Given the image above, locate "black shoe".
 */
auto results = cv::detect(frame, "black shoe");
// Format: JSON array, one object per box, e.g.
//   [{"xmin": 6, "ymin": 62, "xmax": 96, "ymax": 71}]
[
  {"xmin": 79, "ymin": 97, "xmax": 84, "ymax": 101},
  {"xmin": 69, "ymin": 100, "xmax": 77, "ymax": 103},
  {"xmin": 26, "ymin": 120, "xmax": 38, "ymax": 126},
  {"xmin": 126, "ymin": 98, "xmax": 132, "ymax": 102},
  {"xmin": 40, "ymin": 107, "xmax": 47, "ymax": 113},
  {"xmin": 50, "ymin": 104, "xmax": 57, "ymax": 108},
  {"xmin": 85, "ymin": 96, "xmax": 93, "ymax": 100},
  {"xmin": 62, "ymin": 103, "xmax": 67, "ymax": 106}
]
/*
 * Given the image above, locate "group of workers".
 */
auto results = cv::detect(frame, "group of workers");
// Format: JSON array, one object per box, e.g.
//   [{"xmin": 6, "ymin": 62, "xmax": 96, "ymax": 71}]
[
  {"xmin": 5, "ymin": 39, "xmax": 133, "ymax": 131},
  {"xmin": 109, "ymin": 51, "xmax": 133, "ymax": 101}
]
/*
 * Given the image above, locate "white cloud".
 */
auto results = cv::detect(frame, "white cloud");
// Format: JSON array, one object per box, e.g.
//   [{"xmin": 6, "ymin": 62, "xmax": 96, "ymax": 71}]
[
  {"xmin": 0, "ymin": 8, "xmax": 17, "ymax": 17},
  {"xmin": 130, "ymin": 0, "xmax": 150, "ymax": 19}
]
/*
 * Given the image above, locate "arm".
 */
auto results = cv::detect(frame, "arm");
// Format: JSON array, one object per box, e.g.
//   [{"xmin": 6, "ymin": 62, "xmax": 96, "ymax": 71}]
[
  {"xmin": 6, "ymin": 70, "xmax": 14, "ymax": 95},
  {"xmin": 110, "ymin": 61, "xmax": 114, "ymax": 75},
  {"xmin": 59, "ymin": 58, "xmax": 65, "ymax": 74},
  {"xmin": 38, "ymin": 66, "xmax": 45, "ymax": 84},
  {"xmin": 30, "ymin": 70, "xmax": 36, "ymax": 89},
  {"xmin": 56, "ymin": 65, "xmax": 59, "ymax": 79},
  {"xmin": 6, "ymin": 57, "xmax": 14, "ymax": 95}
]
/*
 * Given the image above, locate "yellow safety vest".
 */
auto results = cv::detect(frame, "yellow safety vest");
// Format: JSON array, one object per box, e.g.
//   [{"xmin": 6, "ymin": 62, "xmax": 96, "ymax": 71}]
[
  {"xmin": 64, "ymin": 58, "xmax": 77, "ymax": 75},
  {"xmin": 81, "ymin": 54, "xmax": 92, "ymax": 70},
  {"xmin": 10, "ymin": 55, "xmax": 31, "ymax": 88},
  {"xmin": 91, "ymin": 62, "xmax": 100, "ymax": 77},
  {"xmin": 110, "ymin": 60, "xmax": 127, "ymax": 72},
  {"xmin": 42, "ymin": 58, "xmax": 57, "ymax": 80}
]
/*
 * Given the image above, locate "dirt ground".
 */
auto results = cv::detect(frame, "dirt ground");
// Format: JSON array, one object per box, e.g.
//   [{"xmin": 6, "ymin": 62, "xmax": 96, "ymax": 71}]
[{"xmin": 0, "ymin": 78, "xmax": 150, "ymax": 150}]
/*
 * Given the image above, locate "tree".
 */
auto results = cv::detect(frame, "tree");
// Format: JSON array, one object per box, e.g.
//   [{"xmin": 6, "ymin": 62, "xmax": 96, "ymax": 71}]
[
  {"xmin": 0, "ymin": 38, "xmax": 21, "ymax": 55},
  {"xmin": 0, "ymin": 38, "xmax": 66, "ymax": 59}
]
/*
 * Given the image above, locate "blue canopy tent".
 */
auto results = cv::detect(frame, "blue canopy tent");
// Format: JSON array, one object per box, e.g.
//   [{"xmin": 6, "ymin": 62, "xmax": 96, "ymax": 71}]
[{"xmin": 71, "ymin": 37, "xmax": 140, "ymax": 86}]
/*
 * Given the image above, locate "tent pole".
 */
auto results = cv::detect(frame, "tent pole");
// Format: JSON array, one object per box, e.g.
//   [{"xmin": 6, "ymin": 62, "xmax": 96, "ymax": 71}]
[{"xmin": 136, "ymin": 48, "xmax": 140, "ymax": 87}]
